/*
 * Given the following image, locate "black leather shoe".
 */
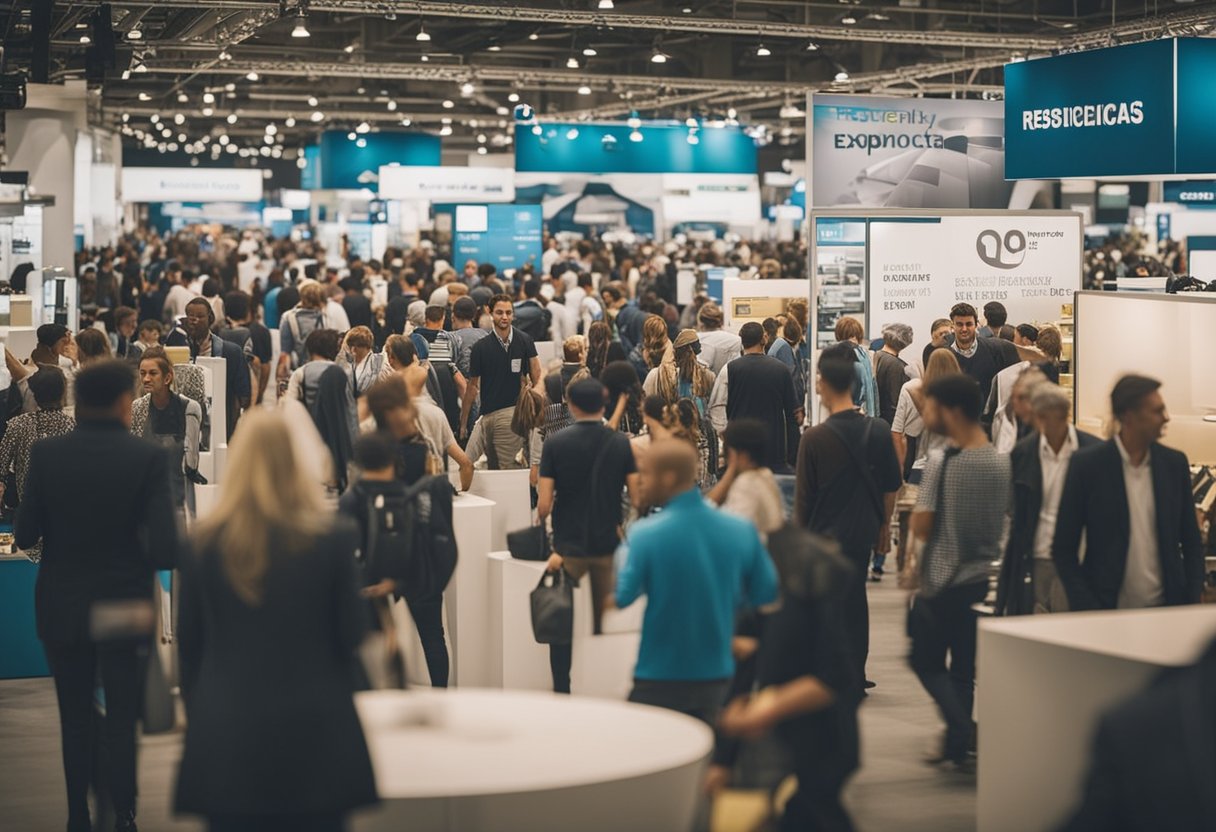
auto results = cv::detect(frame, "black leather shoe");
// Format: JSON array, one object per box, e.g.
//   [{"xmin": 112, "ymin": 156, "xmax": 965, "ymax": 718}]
[{"xmin": 115, "ymin": 809, "xmax": 138, "ymax": 832}]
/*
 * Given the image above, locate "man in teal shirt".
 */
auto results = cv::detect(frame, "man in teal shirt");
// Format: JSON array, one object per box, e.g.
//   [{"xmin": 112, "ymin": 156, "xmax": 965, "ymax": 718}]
[{"xmin": 616, "ymin": 439, "xmax": 779, "ymax": 725}]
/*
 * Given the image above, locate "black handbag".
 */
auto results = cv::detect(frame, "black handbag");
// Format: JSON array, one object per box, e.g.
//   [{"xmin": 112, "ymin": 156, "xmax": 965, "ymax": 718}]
[
  {"xmin": 530, "ymin": 568, "xmax": 575, "ymax": 645},
  {"xmin": 508, "ymin": 523, "xmax": 551, "ymax": 562}
]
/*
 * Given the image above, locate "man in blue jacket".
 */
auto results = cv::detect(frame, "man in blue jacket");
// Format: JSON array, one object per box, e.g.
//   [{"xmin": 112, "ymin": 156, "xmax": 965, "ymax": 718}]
[{"xmin": 616, "ymin": 439, "xmax": 778, "ymax": 725}]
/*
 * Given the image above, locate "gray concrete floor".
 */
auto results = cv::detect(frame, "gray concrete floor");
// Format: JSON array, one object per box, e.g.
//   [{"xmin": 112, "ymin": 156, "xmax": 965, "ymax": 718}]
[{"xmin": 0, "ymin": 579, "xmax": 975, "ymax": 832}]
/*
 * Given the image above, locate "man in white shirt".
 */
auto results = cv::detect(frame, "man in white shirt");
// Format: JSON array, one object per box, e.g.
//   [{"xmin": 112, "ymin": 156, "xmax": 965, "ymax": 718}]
[
  {"xmin": 1051, "ymin": 374, "xmax": 1205, "ymax": 611},
  {"xmin": 996, "ymin": 384, "xmax": 1099, "ymax": 615},
  {"xmin": 161, "ymin": 262, "xmax": 196, "ymax": 323},
  {"xmin": 696, "ymin": 303, "xmax": 743, "ymax": 376}
]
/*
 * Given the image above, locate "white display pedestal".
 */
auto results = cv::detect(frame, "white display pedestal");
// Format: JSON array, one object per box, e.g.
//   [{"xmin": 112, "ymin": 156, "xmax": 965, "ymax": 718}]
[
  {"xmin": 535, "ymin": 340, "xmax": 557, "ymax": 368},
  {"xmin": 486, "ymin": 552, "xmax": 643, "ymax": 698},
  {"xmin": 434, "ymin": 493, "xmax": 494, "ymax": 688},
  {"xmin": 462, "ymin": 468, "xmax": 531, "ymax": 552},
  {"xmin": 0, "ymin": 326, "xmax": 38, "ymax": 361},
  {"xmin": 977, "ymin": 606, "xmax": 1216, "ymax": 832},
  {"xmin": 351, "ymin": 688, "xmax": 711, "ymax": 832}
]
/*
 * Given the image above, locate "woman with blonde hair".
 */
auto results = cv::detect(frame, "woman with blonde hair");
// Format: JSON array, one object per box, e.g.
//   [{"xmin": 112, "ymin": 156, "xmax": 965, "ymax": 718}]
[
  {"xmin": 637, "ymin": 314, "xmax": 671, "ymax": 378},
  {"xmin": 646, "ymin": 329, "xmax": 716, "ymax": 409},
  {"xmin": 175, "ymin": 409, "xmax": 377, "ymax": 831}
]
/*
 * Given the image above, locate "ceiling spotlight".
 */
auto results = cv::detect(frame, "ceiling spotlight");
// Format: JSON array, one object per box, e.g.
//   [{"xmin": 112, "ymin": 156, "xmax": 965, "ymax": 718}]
[
  {"xmin": 173, "ymin": 113, "xmax": 185, "ymax": 125},
  {"xmin": 508, "ymin": 93, "xmax": 520, "ymax": 103},
  {"xmin": 344, "ymin": 41, "xmax": 357, "ymax": 54},
  {"xmin": 841, "ymin": 15, "xmax": 857, "ymax": 25},
  {"xmin": 442, "ymin": 117, "xmax": 452, "ymax": 124},
  {"xmin": 227, "ymin": 113, "xmax": 239, "ymax": 124},
  {"xmin": 121, "ymin": 112, "xmax": 129, "ymax": 122},
  {"xmin": 805, "ymin": 41, "xmax": 820, "ymax": 51},
  {"xmin": 477, "ymin": 133, "xmax": 487, "ymax": 143},
  {"xmin": 387, "ymin": 99, "xmax": 398, "ymax": 110},
  {"xmin": 756, "ymin": 44, "xmax": 771, "ymax": 57},
  {"xmin": 528, "ymin": 31, "xmax": 539, "ymax": 40},
  {"xmin": 566, "ymin": 55, "xmax": 579, "ymax": 69},
  {"xmin": 218, "ymin": 49, "xmax": 232, "ymax": 61},
  {"xmin": 178, "ymin": 133, "xmax": 187, "ymax": 143},
  {"xmin": 284, "ymin": 116, "xmax": 296, "ymax": 127},
  {"xmin": 297, "ymin": 156, "xmax": 307, "ymax": 169},
  {"xmin": 421, "ymin": 54, "xmax": 430, "ymax": 62},
  {"xmin": 566, "ymin": 127, "xmax": 579, "ymax": 140},
  {"xmin": 291, "ymin": 11, "xmax": 310, "ymax": 38},
  {"xmin": 356, "ymin": 121, "xmax": 371, "ymax": 133},
  {"xmin": 460, "ymin": 81, "xmax": 475, "ymax": 96},
  {"xmin": 629, "ymin": 129, "xmax": 643, "ymax": 142},
  {"xmin": 477, "ymin": 146, "xmax": 488, "ymax": 155},
  {"xmin": 685, "ymin": 116, "xmax": 697, "ymax": 127},
  {"xmin": 80, "ymin": 34, "xmax": 91, "ymax": 44},
  {"xmin": 866, "ymin": 13, "xmax": 891, "ymax": 22},
  {"xmin": 307, "ymin": 96, "xmax": 318, "ymax": 107},
  {"xmin": 727, "ymin": 107, "xmax": 737, "ymax": 118},
  {"xmin": 138, "ymin": 92, "xmax": 151, "ymax": 101},
  {"xmin": 834, "ymin": 70, "xmax": 850, "ymax": 82},
  {"xmin": 650, "ymin": 48, "xmax": 669, "ymax": 64},
  {"xmin": 442, "ymin": 99, "xmax": 455, "ymax": 108},
  {"xmin": 583, "ymin": 46, "xmax": 597, "ymax": 56},
  {"xmin": 202, "ymin": 107, "xmax": 214, "ymax": 116},
  {"xmin": 356, "ymin": 138, "xmax": 367, "ymax": 148},
  {"xmin": 176, "ymin": 92, "xmax": 188, "ymax": 104},
  {"xmin": 265, "ymin": 123, "xmax": 277, "ymax": 135},
  {"xmin": 488, "ymin": 43, "xmax": 502, "ymax": 52},
  {"xmin": 496, "ymin": 106, "xmax": 509, "ymax": 115},
  {"xmin": 246, "ymin": 71, "xmax": 259, "ymax": 81},
  {"xmin": 202, "ymin": 92, "xmax": 215, "ymax": 104},
  {"xmin": 416, "ymin": 23, "xmax": 431, "ymax": 42},
  {"xmin": 401, "ymin": 117, "xmax": 412, "ymax": 126},
  {"xmin": 132, "ymin": 56, "xmax": 148, "ymax": 73},
  {"xmin": 347, "ymin": 131, "xmax": 357, "ymax": 140},
  {"xmin": 627, "ymin": 113, "xmax": 641, "ymax": 129},
  {"xmin": 128, "ymin": 26, "xmax": 142, "ymax": 40},
  {"xmin": 599, "ymin": 0, "xmax": 614, "ymax": 8},
  {"xmin": 218, "ymin": 134, "xmax": 229, "ymax": 145},
  {"xmin": 224, "ymin": 82, "xmax": 236, "ymax": 92},
  {"xmin": 531, "ymin": 124, "xmax": 543, "ymax": 135},
  {"xmin": 150, "ymin": 113, "xmax": 160, "ymax": 123},
  {"xmin": 687, "ymin": 131, "xmax": 699, "ymax": 145},
  {"xmin": 439, "ymin": 125, "xmax": 453, "ymax": 136},
  {"xmin": 578, "ymin": 85, "xmax": 592, "ymax": 95},
  {"xmin": 682, "ymin": 6, "xmax": 692, "ymax": 12}
]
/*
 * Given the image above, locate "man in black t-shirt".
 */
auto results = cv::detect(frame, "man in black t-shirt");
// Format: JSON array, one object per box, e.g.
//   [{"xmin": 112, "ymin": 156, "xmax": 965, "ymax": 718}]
[
  {"xmin": 222, "ymin": 291, "xmax": 273, "ymax": 404},
  {"xmin": 948, "ymin": 303, "xmax": 1020, "ymax": 405},
  {"xmin": 537, "ymin": 378, "xmax": 638, "ymax": 694},
  {"xmin": 462, "ymin": 294, "xmax": 542, "ymax": 469}
]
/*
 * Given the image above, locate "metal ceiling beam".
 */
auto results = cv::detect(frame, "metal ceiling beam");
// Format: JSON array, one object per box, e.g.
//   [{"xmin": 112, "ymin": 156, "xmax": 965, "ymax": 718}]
[{"xmin": 91, "ymin": 0, "xmax": 1061, "ymax": 50}]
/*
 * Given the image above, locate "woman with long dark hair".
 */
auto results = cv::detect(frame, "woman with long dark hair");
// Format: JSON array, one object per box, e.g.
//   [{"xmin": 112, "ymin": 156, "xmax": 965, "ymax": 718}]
[
  {"xmin": 585, "ymin": 320, "xmax": 624, "ymax": 379},
  {"xmin": 601, "ymin": 360, "xmax": 644, "ymax": 436}
]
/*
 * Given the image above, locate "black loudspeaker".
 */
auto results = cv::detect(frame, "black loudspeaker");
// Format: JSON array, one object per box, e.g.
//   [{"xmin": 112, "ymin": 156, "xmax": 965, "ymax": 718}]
[
  {"xmin": 30, "ymin": 1, "xmax": 52, "ymax": 84},
  {"xmin": 85, "ymin": 3, "xmax": 119, "ymax": 85}
]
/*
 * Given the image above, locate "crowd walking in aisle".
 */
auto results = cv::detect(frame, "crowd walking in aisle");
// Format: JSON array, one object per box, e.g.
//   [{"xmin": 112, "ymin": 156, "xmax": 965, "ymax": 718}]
[{"xmin": 1, "ymin": 224, "xmax": 1211, "ymax": 832}]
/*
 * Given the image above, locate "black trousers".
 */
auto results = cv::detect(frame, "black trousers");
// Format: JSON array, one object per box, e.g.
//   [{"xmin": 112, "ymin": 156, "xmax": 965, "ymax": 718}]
[
  {"xmin": 44, "ymin": 639, "xmax": 148, "ymax": 830},
  {"xmin": 406, "ymin": 594, "xmax": 449, "ymax": 688},
  {"xmin": 907, "ymin": 581, "xmax": 987, "ymax": 762},
  {"xmin": 548, "ymin": 555, "xmax": 614, "ymax": 694},
  {"xmin": 841, "ymin": 552, "xmax": 870, "ymax": 690},
  {"xmin": 781, "ymin": 761, "xmax": 855, "ymax": 832}
]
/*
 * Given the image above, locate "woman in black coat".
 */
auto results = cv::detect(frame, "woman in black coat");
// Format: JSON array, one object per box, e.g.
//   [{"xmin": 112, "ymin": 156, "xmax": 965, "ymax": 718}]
[{"xmin": 175, "ymin": 409, "xmax": 377, "ymax": 832}]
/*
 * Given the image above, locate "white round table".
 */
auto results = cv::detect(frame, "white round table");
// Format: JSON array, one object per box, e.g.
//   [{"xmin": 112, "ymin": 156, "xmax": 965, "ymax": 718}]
[{"xmin": 351, "ymin": 688, "xmax": 713, "ymax": 832}]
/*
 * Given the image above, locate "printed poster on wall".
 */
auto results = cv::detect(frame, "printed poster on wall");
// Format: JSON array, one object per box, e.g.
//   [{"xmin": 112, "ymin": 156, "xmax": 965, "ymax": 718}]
[
  {"xmin": 811, "ymin": 93, "xmax": 1009, "ymax": 209},
  {"xmin": 867, "ymin": 215, "xmax": 1081, "ymax": 364}
]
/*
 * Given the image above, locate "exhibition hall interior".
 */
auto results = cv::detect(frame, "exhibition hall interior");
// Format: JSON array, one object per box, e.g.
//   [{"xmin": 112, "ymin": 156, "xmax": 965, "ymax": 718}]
[{"xmin": 2, "ymin": 1, "xmax": 1216, "ymax": 830}]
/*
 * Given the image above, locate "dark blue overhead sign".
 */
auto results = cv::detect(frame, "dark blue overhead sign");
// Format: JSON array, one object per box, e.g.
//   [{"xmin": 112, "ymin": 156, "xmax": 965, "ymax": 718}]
[
  {"xmin": 302, "ymin": 131, "xmax": 441, "ymax": 191},
  {"xmin": 514, "ymin": 123, "xmax": 757, "ymax": 175},
  {"xmin": 1005, "ymin": 38, "xmax": 1216, "ymax": 179},
  {"xmin": 453, "ymin": 204, "xmax": 543, "ymax": 272},
  {"xmin": 1163, "ymin": 181, "xmax": 1216, "ymax": 205}
]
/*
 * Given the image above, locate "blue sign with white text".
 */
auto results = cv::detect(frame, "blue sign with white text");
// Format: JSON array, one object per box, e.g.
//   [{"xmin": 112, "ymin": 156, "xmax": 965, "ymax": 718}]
[
  {"xmin": 514, "ymin": 123, "xmax": 757, "ymax": 175},
  {"xmin": 453, "ymin": 204, "xmax": 543, "ymax": 271},
  {"xmin": 1163, "ymin": 181, "xmax": 1216, "ymax": 205},
  {"xmin": 302, "ymin": 131, "xmax": 441, "ymax": 191}
]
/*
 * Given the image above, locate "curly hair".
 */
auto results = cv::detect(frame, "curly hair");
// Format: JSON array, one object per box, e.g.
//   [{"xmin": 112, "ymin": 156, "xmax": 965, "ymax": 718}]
[
  {"xmin": 642, "ymin": 315, "xmax": 669, "ymax": 370},
  {"xmin": 586, "ymin": 321, "xmax": 611, "ymax": 378}
]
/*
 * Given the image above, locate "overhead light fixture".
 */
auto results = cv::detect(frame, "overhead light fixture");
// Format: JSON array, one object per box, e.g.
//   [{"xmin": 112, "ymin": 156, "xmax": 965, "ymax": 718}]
[
  {"xmin": 578, "ymin": 85, "xmax": 592, "ymax": 95},
  {"xmin": 685, "ymin": 116, "xmax": 697, "ymax": 128},
  {"xmin": 202, "ymin": 107, "xmax": 213, "ymax": 116},
  {"xmin": 246, "ymin": 71, "xmax": 259, "ymax": 81},
  {"xmin": 176, "ymin": 92, "xmax": 188, "ymax": 104},
  {"xmin": 265, "ymin": 123, "xmax": 277, "ymax": 135},
  {"xmin": 416, "ymin": 23, "xmax": 431, "ymax": 42},
  {"xmin": 227, "ymin": 113, "xmax": 238, "ymax": 124},
  {"xmin": 387, "ymin": 99, "xmax": 398, "ymax": 110},
  {"xmin": 138, "ymin": 92, "xmax": 151, "ymax": 101},
  {"xmin": 629, "ymin": 129, "xmax": 643, "ymax": 142},
  {"xmin": 202, "ymin": 92, "xmax": 215, "ymax": 104},
  {"xmin": 356, "ymin": 121, "xmax": 371, "ymax": 133},
  {"xmin": 401, "ymin": 117, "xmax": 412, "ymax": 126},
  {"xmin": 297, "ymin": 156, "xmax": 307, "ymax": 169},
  {"xmin": 307, "ymin": 96, "xmax": 318, "ymax": 107},
  {"xmin": 224, "ymin": 82, "xmax": 236, "ymax": 92},
  {"xmin": 488, "ymin": 43, "xmax": 502, "ymax": 52},
  {"xmin": 442, "ymin": 99, "xmax": 455, "ymax": 108},
  {"xmin": 805, "ymin": 41, "xmax": 820, "ymax": 51},
  {"xmin": 356, "ymin": 138, "xmax": 367, "ymax": 148},
  {"xmin": 583, "ymin": 46, "xmax": 597, "ymax": 56},
  {"xmin": 420, "ymin": 54, "xmax": 430, "ymax": 62},
  {"xmin": 218, "ymin": 49, "xmax": 232, "ymax": 61},
  {"xmin": 834, "ymin": 70, "xmax": 850, "ymax": 82},
  {"xmin": 598, "ymin": 0, "xmax": 614, "ymax": 8},
  {"xmin": 442, "ymin": 117, "xmax": 452, "ymax": 125},
  {"xmin": 841, "ymin": 15, "xmax": 857, "ymax": 25},
  {"xmin": 461, "ymin": 81, "xmax": 475, "ymax": 96},
  {"xmin": 687, "ymin": 130, "xmax": 699, "ymax": 145},
  {"xmin": 439, "ymin": 125, "xmax": 453, "ymax": 136},
  {"xmin": 627, "ymin": 113, "xmax": 641, "ymax": 128},
  {"xmin": 727, "ymin": 107, "xmax": 737, "ymax": 119},
  {"xmin": 150, "ymin": 114, "xmax": 160, "ymax": 123},
  {"xmin": 344, "ymin": 41, "xmax": 357, "ymax": 54},
  {"xmin": 477, "ymin": 133, "xmax": 487, "ymax": 143},
  {"xmin": 121, "ymin": 112, "xmax": 129, "ymax": 122},
  {"xmin": 311, "ymin": 110, "xmax": 324, "ymax": 121},
  {"xmin": 566, "ymin": 55, "xmax": 579, "ymax": 69},
  {"xmin": 80, "ymin": 34, "xmax": 91, "ymax": 44},
  {"xmin": 128, "ymin": 26, "xmax": 142, "ymax": 40},
  {"xmin": 347, "ymin": 131, "xmax": 357, "ymax": 140},
  {"xmin": 284, "ymin": 116, "xmax": 296, "ymax": 127},
  {"xmin": 867, "ymin": 12, "xmax": 890, "ymax": 22},
  {"xmin": 650, "ymin": 48, "xmax": 669, "ymax": 64},
  {"xmin": 756, "ymin": 44, "xmax": 771, "ymax": 57},
  {"xmin": 173, "ymin": 113, "xmax": 185, "ymax": 125},
  {"xmin": 566, "ymin": 127, "xmax": 579, "ymax": 139},
  {"xmin": 508, "ymin": 92, "xmax": 520, "ymax": 103},
  {"xmin": 528, "ymin": 31, "xmax": 539, "ymax": 40},
  {"xmin": 477, "ymin": 146, "xmax": 488, "ymax": 155},
  {"xmin": 291, "ymin": 9, "xmax": 310, "ymax": 38}
]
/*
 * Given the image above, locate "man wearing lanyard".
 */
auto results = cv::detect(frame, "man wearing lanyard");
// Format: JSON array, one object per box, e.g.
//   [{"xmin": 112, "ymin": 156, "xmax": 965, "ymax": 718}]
[
  {"xmin": 166, "ymin": 297, "xmax": 251, "ymax": 440},
  {"xmin": 461, "ymin": 294, "xmax": 542, "ymax": 469}
]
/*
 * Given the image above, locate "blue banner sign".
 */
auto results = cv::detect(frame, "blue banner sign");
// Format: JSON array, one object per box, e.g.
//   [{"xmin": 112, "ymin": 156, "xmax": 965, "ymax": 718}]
[
  {"xmin": 1163, "ymin": 181, "xmax": 1216, "ymax": 205},
  {"xmin": 514, "ymin": 123, "xmax": 757, "ymax": 175},
  {"xmin": 453, "ymin": 204, "xmax": 543, "ymax": 271},
  {"xmin": 1005, "ymin": 38, "xmax": 1216, "ymax": 179},
  {"xmin": 302, "ymin": 131, "xmax": 441, "ymax": 191}
]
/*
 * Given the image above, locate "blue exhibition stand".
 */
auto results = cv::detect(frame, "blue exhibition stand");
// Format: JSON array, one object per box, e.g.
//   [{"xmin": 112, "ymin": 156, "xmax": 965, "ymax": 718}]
[{"xmin": 0, "ymin": 556, "xmax": 49, "ymax": 678}]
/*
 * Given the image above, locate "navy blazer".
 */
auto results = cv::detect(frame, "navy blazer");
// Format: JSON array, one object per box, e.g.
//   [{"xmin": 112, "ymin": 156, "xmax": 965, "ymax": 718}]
[{"xmin": 1051, "ymin": 438, "xmax": 1204, "ymax": 611}]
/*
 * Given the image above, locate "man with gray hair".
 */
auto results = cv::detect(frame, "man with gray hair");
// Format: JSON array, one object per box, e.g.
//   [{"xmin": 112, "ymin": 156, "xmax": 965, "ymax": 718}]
[
  {"xmin": 874, "ymin": 322, "xmax": 913, "ymax": 426},
  {"xmin": 996, "ymin": 382, "xmax": 1100, "ymax": 615}
]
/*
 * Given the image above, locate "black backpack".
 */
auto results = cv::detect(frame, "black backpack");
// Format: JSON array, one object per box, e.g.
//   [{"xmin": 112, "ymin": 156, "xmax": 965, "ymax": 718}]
[{"xmin": 362, "ymin": 476, "xmax": 458, "ymax": 603}]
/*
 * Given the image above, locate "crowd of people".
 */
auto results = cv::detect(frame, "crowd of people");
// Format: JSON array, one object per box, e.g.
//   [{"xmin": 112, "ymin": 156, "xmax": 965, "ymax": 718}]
[{"xmin": 5, "ymin": 224, "xmax": 1207, "ymax": 832}]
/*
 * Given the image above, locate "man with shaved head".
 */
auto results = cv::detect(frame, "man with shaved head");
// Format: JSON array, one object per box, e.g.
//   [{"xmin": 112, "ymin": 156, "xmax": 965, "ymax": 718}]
[{"xmin": 616, "ymin": 439, "xmax": 778, "ymax": 726}]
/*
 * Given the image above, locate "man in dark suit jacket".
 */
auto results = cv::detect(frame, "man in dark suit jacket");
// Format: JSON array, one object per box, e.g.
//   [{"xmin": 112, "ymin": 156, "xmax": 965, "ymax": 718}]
[
  {"xmin": 16, "ymin": 360, "xmax": 179, "ymax": 832},
  {"xmin": 1061, "ymin": 636, "xmax": 1216, "ymax": 832},
  {"xmin": 165, "ymin": 296, "xmax": 252, "ymax": 440},
  {"xmin": 1052, "ymin": 375, "xmax": 1204, "ymax": 612},
  {"xmin": 997, "ymin": 384, "xmax": 1100, "ymax": 616}
]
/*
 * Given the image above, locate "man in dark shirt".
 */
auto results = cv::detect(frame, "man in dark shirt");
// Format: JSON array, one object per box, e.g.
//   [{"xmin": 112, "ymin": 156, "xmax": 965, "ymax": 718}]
[
  {"xmin": 221, "ymin": 291, "xmax": 272, "ymax": 405},
  {"xmin": 873, "ymin": 322, "xmax": 912, "ymax": 425},
  {"xmin": 948, "ymin": 302, "xmax": 1020, "ymax": 405},
  {"xmin": 461, "ymin": 294, "xmax": 542, "ymax": 469},
  {"xmin": 708, "ymin": 321, "xmax": 800, "ymax": 473},
  {"xmin": 538, "ymin": 378, "xmax": 638, "ymax": 693},
  {"xmin": 795, "ymin": 342, "xmax": 902, "ymax": 689},
  {"xmin": 341, "ymin": 277, "xmax": 373, "ymax": 330}
]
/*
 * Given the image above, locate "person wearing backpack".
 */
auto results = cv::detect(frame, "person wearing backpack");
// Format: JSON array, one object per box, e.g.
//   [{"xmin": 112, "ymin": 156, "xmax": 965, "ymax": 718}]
[
  {"xmin": 513, "ymin": 279, "xmax": 552, "ymax": 343},
  {"xmin": 276, "ymin": 281, "xmax": 328, "ymax": 389},
  {"xmin": 794, "ymin": 343, "xmax": 902, "ymax": 694}
]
